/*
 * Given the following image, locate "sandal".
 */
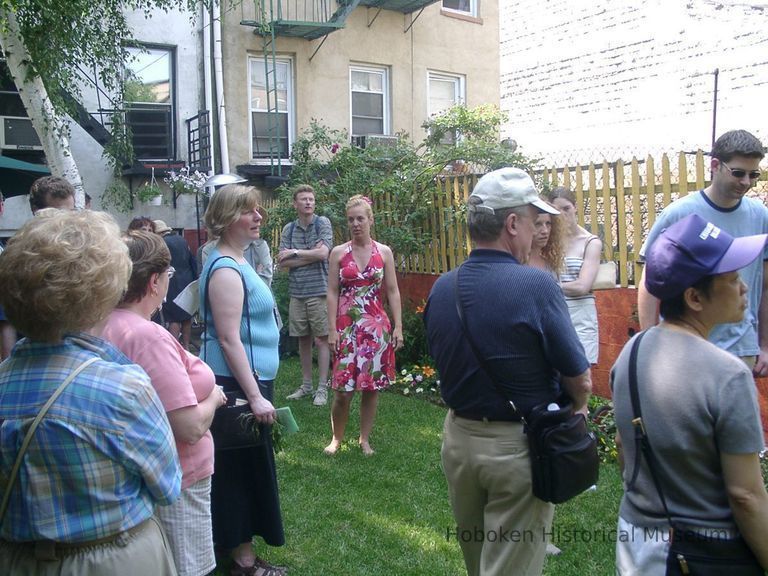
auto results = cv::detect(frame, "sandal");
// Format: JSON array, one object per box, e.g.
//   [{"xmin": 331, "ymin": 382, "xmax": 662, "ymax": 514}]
[
  {"xmin": 230, "ymin": 558, "xmax": 288, "ymax": 576},
  {"xmin": 254, "ymin": 556, "xmax": 288, "ymax": 575}
]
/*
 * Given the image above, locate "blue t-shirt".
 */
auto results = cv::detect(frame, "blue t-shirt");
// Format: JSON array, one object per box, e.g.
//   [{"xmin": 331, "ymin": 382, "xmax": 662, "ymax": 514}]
[
  {"xmin": 424, "ymin": 249, "xmax": 589, "ymax": 418},
  {"xmin": 199, "ymin": 250, "xmax": 280, "ymax": 380},
  {"xmin": 639, "ymin": 191, "xmax": 768, "ymax": 356}
]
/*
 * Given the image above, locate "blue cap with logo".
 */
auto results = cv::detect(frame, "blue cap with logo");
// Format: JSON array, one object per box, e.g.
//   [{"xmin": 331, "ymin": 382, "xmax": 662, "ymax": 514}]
[{"xmin": 645, "ymin": 214, "xmax": 768, "ymax": 300}]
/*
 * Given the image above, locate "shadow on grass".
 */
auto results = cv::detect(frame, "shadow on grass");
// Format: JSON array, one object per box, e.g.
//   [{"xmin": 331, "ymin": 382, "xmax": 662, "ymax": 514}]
[{"xmin": 210, "ymin": 357, "xmax": 622, "ymax": 576}]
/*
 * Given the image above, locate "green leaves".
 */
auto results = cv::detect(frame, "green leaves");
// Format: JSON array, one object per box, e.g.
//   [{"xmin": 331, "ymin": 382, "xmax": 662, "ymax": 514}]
[{"xmin": 266, "ymin": 106, "xmax": 538, "ymax": 260}]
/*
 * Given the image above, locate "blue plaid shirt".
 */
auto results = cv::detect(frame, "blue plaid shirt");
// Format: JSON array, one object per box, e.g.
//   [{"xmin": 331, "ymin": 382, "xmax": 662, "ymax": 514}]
[{"xmin": 0, "ymin": 333, "xmax": 181, "ymax": 542}]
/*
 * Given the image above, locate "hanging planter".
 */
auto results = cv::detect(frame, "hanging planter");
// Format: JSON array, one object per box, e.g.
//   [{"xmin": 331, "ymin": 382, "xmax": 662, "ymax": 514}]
[{"xmin": 137, "ymin": 168, "xmax": 164, "ymax": 205}]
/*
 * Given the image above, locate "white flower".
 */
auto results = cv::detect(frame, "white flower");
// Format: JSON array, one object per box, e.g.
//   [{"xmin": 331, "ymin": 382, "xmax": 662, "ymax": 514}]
[
  {"xmin": 401, "ymin": 369, "xmax": 408, "ymax": 376},
  {"xmin": 436, "ymin": 380, "xmax": 441, "ymax": 386},
  {"xmin": 404, "ymin": 374, "xmax": 414, "ymax": 383},
  {"xmin": 403, "ymin": 388, "xmax": 410, "ymax": 395},
  {"xmin": 416, "ymin": 387, "xmax": 424, "ymax": 394},
  {"xmin": 415, "ymin": 375, "xmax": 423, "ymax": 383}
]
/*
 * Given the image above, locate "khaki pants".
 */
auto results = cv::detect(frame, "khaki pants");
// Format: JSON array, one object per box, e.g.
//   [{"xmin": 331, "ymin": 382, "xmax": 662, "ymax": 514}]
[
  {"xmin": 0, "ymin": 517, "xmax": 177, "ymax": 576},
  {"xmin": 441, "ymin": 412, "xmax": 554, "ymax": 576}
]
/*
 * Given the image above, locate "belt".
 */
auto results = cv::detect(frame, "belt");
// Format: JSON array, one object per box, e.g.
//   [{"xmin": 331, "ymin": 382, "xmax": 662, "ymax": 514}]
[
  {"xmin": 1, "ymin": 517, "xmax": 153, "ymax": 561},
  {"xmin": 452, "ymin": 409, "xmax": 521, "ymax": 423}
]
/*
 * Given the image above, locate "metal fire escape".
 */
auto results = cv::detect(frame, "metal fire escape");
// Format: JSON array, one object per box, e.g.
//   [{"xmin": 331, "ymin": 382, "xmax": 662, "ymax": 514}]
[{"xmin": 240, "ymin": 0, "xmax": 439, "ymax": 177}]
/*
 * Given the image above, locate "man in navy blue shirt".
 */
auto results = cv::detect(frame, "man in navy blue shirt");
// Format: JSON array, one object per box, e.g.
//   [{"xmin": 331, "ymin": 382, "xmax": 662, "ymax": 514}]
[{"xmin": 424, "ymin": 167, "xmax": 591, "ymax": 576}]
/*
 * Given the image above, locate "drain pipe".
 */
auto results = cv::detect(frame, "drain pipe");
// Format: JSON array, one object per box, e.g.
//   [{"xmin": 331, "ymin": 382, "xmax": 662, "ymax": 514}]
[
  {"xmin": 212, "ymin": 2, "xmax": 230, "ymax": 174},
  {"xmin": 202, "ymin": 3, "xmax": 215, "ymax": 175}
]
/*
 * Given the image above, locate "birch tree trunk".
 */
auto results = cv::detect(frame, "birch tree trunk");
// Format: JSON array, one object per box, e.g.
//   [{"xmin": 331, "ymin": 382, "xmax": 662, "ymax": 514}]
[{"xmin": 0, "ymin": 7, "xmax": 86, "ymax": 209}]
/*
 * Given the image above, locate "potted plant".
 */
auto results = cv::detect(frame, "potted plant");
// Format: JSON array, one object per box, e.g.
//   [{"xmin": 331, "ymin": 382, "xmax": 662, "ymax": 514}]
[
  {"xmin": 137, "ymin": 167, "xmax": 164, "ymax": 205},
  {"xmin": 165, "ymin": 166, "xmax": 208, "ymax": 197},
  {"xmin": 136, "ymin": 181, "xmax": 163, "ymax": 205}
]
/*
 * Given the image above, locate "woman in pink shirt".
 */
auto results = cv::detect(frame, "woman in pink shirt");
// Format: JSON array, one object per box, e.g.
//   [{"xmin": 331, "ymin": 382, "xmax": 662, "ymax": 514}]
[{"xmin": 103, "ymin": 231, "xmax": 226, "ymax": 576}]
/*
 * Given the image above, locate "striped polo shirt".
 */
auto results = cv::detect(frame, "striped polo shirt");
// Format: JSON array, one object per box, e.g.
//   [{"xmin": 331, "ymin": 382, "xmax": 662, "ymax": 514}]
[{"xmin": 279, "ymin": 215, "xmax": 333, "ymax": 298}]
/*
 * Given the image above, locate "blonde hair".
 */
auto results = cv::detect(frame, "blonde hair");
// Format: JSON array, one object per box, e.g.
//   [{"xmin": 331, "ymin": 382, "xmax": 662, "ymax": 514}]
[
  {"xmin": 204, "ymin": 184, "xmax": 261, "ymax": 239},
  {"xmin": 346, "ymin": 194, "xmax": 373, "ymax": 220},
  {"xmin": 539, "ymin": 210, "xmax": 566, "ymax": 274},
  {"xmin": 0, "ymin": 210, "xmax": 131, "ymax": 342}
]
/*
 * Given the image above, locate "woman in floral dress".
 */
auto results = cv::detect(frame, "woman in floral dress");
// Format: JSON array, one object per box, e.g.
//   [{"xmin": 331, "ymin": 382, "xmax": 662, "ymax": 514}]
[{"xmin": 324, "ymin": 195, "xmax": 403, "ymax": 455}]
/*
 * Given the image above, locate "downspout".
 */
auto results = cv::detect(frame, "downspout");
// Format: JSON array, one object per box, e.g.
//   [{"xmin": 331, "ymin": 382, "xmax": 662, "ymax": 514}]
[
  {"xmin": 213, "ymin": 2, "xmax": 230, "ymax": 174},
  {"xmin": 202, "ymin": 4, "xmax": 215, "ymax": 175}
]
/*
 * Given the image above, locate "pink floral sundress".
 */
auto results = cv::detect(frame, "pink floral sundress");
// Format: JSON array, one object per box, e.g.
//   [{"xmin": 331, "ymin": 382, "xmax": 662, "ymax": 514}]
[{"xmin": 330, "ymin": 241, "xmax": 395, "ymax": 391}]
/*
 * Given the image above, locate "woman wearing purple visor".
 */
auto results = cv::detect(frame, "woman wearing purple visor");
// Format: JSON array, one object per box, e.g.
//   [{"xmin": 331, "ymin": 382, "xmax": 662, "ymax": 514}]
[{"xmin": 611, "ymin": 214, "xmax": 768, "ymax": 575}]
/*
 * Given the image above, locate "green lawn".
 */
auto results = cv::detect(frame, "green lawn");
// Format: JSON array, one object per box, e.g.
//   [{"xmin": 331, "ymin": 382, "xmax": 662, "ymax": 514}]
[{"xmin": 213, "ymin": 356, "xmax": 622, "ymax": 576}]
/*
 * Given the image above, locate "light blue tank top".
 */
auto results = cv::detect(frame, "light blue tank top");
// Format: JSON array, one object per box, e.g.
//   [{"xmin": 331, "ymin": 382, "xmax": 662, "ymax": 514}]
[{"xmin": 199, "ymin": 249, "xmax": 280, "ymax": 380}]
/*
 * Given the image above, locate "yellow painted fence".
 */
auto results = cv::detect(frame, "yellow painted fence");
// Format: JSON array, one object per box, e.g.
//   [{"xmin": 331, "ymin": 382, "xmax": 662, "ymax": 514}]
[{"xmin": 262, "ymin": 150, "xmax": 768, "ymax": 285}]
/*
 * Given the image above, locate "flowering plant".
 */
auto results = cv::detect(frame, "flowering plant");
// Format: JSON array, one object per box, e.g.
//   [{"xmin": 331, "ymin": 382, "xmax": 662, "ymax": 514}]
[
  {"xmin": 391, "ymin": 363, "xmax": 444, "ymax": 406},
  {"xmin": 164, "ymin": 166, "xmax": 208, "ymax": 196}
]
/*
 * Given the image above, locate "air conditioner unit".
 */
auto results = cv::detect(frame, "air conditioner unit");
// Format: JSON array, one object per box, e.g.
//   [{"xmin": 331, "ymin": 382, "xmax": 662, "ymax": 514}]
[
  {"xmin": 350, "ymin": 134, "xmax": 399, "ymax": 149},
  {"xmin": 0, "ymin": 116, "xmax": 43, "ymax": 151}
]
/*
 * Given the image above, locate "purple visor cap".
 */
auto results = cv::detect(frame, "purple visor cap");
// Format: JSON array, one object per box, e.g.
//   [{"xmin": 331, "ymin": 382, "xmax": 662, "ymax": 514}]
[{"xmin": 644, "ymin": 213, "xmax": 768, "ymax": 300}]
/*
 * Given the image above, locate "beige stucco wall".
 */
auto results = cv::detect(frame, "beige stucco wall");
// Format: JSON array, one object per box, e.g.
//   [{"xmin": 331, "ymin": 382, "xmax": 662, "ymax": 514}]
[{"xmin": 221, "ymin": 0, "xmax": 499, "ymax": 170}]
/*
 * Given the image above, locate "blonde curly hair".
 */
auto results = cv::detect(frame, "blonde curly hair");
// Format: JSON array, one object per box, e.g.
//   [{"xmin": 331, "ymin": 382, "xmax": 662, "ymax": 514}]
[
  {"xmin": 0, "ymin": 209, "xmax": 131, "ymax": 342},
  {"xmin": 539, "ymin": 205, "xmax": 566, "ymax": 274}
]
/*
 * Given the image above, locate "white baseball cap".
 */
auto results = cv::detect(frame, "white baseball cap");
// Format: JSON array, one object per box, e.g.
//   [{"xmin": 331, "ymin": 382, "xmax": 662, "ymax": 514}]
[{"xmin": 468, "ymin": 167, "xmax": 559, "ymax": 215}]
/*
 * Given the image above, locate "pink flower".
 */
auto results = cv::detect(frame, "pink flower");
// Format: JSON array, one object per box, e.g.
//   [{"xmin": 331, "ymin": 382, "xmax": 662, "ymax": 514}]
[
  {"xmin": 359, "ymin": 303, "xmax": 389, "ymax": 338},
  {"xmin": 331, "ymin": 143, "xmax": 340, "ymax": 154},
  {"xmin": 357, "ymin": 372, "xmax": 374, "ymax": 389}
]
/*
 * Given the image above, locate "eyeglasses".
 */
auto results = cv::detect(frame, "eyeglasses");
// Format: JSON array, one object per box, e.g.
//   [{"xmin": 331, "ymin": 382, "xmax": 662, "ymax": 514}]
[
  {"xmin": 166, "ymin": 266, "xmax": 175, "ymax": 279},
  {"xmin": 721, "ymin": 162, "xmax": 762, "ymax": 180}
]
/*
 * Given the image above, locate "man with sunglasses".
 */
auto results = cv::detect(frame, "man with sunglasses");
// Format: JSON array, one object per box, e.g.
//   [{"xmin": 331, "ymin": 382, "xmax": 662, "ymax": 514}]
[{"xmin": 638, "ymin": 129, "xmax": 768, "ymax": 374}]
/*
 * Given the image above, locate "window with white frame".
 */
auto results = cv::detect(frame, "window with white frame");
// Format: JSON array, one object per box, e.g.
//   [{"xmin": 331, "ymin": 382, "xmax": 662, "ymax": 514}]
[
  {"xmin": 124, "ymin": 45, "xmax": 175, "ymax": 160},
  {"xmin": 350, "ymin": 66, "xmax": 389, "ymax": 136},
  {"xmin": 249, "ymin": 57, "xmax": 293, "ymax": 160},
  {"xmin": 428, "ymin": 72, "xmax": 465, "ymax": 144},
  {"xmin": 442, "ymin": 0, "xmax": 477, "ymax": 17}
]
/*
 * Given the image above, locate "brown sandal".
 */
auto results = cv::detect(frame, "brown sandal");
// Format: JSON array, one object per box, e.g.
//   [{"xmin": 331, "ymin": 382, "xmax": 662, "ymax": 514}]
[{"xmin": 230, "ymin": 558, "xmax": 288, "ymax": 576}]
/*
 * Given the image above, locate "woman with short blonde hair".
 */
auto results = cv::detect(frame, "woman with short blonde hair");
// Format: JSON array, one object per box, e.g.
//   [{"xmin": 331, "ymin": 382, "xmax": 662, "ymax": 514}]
[
  {"xmin": 204, "ymin": 184, "xmax": 262, "ymax": 240},
  {"xmin": 200, "ymin": 184, "xmax": 286, "ymax": 575},
  {"xmin": 0, "ymin": 210, "xmax": 181, "ymax": 576}
]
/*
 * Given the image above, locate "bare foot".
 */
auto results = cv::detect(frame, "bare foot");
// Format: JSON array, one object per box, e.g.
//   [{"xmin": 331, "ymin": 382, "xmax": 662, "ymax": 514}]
[
  {"xmin": 323, "ymin": 440, "xmax": 341, "ymax": 455},
  {"xmin": 359, "ymin": 441, "xmax": 374, "ymax": 456}
]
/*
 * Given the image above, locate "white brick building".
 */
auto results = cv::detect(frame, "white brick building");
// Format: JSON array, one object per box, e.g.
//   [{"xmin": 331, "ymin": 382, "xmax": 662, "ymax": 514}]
[{"xmin": 500, "ymin": 0, "xmax": 768, "ymax": 165}]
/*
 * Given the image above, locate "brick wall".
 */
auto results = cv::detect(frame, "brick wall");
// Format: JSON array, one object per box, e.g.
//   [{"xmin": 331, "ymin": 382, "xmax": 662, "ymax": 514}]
[{"xmin": 500, "ymin": 0, "xmax": 768, "ymax": 163}]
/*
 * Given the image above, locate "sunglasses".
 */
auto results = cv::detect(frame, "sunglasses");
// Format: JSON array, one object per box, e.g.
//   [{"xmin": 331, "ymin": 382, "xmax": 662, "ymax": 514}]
[{"xmin": 721, "ymin": 162, "xmax": 762, "ymax": 180}]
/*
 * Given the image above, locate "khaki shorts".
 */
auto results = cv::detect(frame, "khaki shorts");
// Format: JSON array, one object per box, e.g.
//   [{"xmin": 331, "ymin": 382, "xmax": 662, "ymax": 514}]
[{"xmin": 289, "ymin": 296, "xmax": 328, "ymax": 337}]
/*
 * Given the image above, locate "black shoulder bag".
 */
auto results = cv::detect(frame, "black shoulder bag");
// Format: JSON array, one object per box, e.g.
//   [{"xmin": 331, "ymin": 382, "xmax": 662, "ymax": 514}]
[
  {"xmin": 204, "ymin": 256, "xmax": 268, "ymax": 451},
  {"xmin": 454, "ymin": 266, "xmax": 599, "ymax": 504},
  {"xmin": 626, "ymin": 332, "xmax": 763, "ymax": 575}
]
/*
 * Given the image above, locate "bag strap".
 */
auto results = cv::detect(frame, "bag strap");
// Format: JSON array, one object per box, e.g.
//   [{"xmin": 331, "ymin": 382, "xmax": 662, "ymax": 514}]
[
  {"xmin": 203, "ymin": 256, "xmax": 255, "ymax": 372},
  {"xmin": 627, "ymin": 330, "xmax": 676, "ymax": 526},
  {"xmin": 288, "ymin": 217, "xmax": 328, "ymax": 276},
  {"xmin": 583, "ymin": 235, "xmax": 600, "ymax": 260},
  {"xmin": 0, "ymin": 356, "xmax": 100, "ymax": 525},
  {"xmin": 453, "ymin": 264, "xmax": 523, "ymax": 419}
]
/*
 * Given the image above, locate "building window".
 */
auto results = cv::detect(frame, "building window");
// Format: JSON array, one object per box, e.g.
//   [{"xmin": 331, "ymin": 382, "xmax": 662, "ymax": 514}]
[
  {"xmin": 350, "ymin": 66, "xmax": 389, "ymax": 137},
  {"xmin": 249, "ymin": 57, "xmax": 292, "ymax": 160},
  {"xmin": 428, "ymin": 72, "xmax": 465, "ymax": 144},
  {"xmin": 124, "ymin": 46, "xmax": 175, "ymax": 161},
  {"xmin": 442, "ymin": 0, "xmax": 477, "ymax": 17}
]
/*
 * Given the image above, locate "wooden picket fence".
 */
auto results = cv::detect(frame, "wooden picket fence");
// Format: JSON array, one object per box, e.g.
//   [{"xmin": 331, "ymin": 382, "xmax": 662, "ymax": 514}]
[{"xmin": 261, "ymin": 150, "xmax": 768, "ymax": 285}]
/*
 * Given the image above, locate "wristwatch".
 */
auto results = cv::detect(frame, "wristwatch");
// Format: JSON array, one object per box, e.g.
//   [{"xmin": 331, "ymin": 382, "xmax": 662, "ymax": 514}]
[{"xmin": 292, "ymin": 249, "xmax": 299, "ymax": 258}]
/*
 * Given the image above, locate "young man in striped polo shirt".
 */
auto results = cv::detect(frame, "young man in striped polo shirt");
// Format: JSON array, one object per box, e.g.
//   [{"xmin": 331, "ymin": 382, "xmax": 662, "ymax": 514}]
[{"xmin": 279, "ymin": 184, "xmax": 334, "ymax": 406}]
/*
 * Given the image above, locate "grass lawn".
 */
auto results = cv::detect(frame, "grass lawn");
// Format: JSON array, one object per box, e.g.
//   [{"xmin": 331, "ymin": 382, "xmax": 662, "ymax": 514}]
[{"xmin": 212, "ymin": 356, "xmax": 623, "ymax": 576}]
